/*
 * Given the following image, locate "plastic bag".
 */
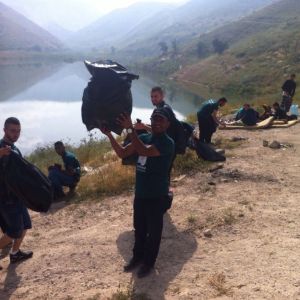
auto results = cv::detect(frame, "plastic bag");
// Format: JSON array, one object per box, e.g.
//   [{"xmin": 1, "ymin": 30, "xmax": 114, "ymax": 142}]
[{"xmin": 82, "ymin": 60, "xmax": 139, "ymax": 135}]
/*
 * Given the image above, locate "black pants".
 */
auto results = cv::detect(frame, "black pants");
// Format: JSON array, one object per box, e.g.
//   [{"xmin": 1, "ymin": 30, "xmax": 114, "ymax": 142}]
[
  {"xmin": 198, "ymin": 116, "xmax": 216, "ymax": 143},
  {"xmin": 133, "ymin": 197, "xmax": 166, "ymax": 267},
  {"xmin": 281, "ymin": 95, "xmax": 292, "ymax": 113}
]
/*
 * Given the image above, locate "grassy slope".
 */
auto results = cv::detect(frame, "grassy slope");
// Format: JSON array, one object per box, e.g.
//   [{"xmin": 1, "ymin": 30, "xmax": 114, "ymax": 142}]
[
  {"xmin": 174, "ymin": 0, "xmax": 300, "ymax": 105},
  {"xmin": 25, "ymin": 136, "xmax": 205, "ymax": 201},
  {"xmin": 26, "ymin": 134, "xmax": 242, "ymax": 202}
]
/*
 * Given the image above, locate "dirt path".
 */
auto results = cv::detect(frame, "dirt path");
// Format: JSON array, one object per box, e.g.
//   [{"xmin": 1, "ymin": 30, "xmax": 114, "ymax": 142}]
[{"xmin": 1, "ymin": 125, "xmax": 300, "ymax": 300}]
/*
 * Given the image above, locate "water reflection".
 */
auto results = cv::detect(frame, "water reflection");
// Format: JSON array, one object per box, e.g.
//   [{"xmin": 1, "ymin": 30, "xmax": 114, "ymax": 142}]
[{"xmin": 0, "ymin": 62, "xmax": 202, "ymax": 153}]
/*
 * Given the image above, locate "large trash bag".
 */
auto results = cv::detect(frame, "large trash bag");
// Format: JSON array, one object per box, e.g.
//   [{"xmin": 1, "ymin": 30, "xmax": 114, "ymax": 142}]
[
  {"xmin": 82, "ymin": 60, "xmax": 139, "ymax": 135},
  {"xmin": 2, "ymin": 150, "xmax": 53, "ymax": 212},
  {"xmin": 196, "ymin": 142, "xmax": 226, "ymax": 162}
]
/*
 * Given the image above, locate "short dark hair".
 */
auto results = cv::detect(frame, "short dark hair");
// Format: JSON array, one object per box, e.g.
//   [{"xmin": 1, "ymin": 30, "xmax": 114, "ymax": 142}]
[
  {"xmin": 151, "ymin": 86, "xmax": 164, "ymax": 95},
  {"xmin": 218, "ymin": 97, "xmax": 227, "ymax": 103},
  {"xmin": 291, "ymin": 74, "xmax": 296, "ymax": 78},
  {"xmin": 273, "ymin": 102, "xmax": 280, "ymax": 107},
  {"xmin": 4, "ymin": 117, "xmax": 20, "ymax": 128},
  {"xmin": 54, "ymin": 141, "xmax": 64, "ymax": 147}
]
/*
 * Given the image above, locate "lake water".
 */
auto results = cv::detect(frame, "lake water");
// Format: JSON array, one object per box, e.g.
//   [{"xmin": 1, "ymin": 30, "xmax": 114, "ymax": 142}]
[{"xmin": 0, "ymin": 62, "xmax": 202, "ymax": 154}]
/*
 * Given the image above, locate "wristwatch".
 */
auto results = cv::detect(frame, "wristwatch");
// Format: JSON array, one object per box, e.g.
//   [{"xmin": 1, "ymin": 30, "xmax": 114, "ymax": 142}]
[{"xmin": 126, "ymin": 128, "xmax": 134, "ymax": 134}]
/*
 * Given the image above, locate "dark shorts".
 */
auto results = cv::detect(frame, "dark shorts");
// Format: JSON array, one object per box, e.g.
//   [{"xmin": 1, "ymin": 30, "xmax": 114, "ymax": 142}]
[{"xmin": 0, "ymin": 199, "xmax": 32, "ymax": 239}]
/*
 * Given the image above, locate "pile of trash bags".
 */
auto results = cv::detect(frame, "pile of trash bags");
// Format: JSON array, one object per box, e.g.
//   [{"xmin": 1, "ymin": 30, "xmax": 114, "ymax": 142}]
[{"xmin": 82, "ymin": 60, "xmax": 139, "ymax": 135}]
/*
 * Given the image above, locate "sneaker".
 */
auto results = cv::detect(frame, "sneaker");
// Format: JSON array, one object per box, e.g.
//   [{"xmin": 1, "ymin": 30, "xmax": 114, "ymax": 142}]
[
  {"xmin": 10, "ymin": 250, "xmax": 33, "ymax": 264},
  {"xmin": 123, "ymin": 257, "xmax": 141, "ymax": 272},
  {"xmin": 137, "ymin": 264, "xmax": 153, "ymax": 278}
]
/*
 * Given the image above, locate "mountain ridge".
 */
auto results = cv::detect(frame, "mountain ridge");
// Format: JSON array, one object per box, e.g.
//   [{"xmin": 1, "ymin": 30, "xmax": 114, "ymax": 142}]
[{"xmin": 0, "ymin": 1, "xmax": 63, "ymax": 51}]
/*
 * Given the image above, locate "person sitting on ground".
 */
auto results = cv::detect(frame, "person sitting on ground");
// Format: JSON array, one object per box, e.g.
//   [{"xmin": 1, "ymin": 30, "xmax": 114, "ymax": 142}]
[
  {"xmin": 48, "ymin": 141, "xmax": 81, "ymax": 199},
  {"xmin": 197, "ymin": 98, "xmax": 227, "ymax": 144},
  {"xmin": 272, "ymin": 102, "xmax": 298, "ymax": 121},
  {"xmin": 0, "ymin": 117, "xmax": 33, "ymax": 269},
  {"xmin": 235, "ymin": 103, "xmax": 259, "ymax": 126},
  {"xmin": 100, "ymin": 109, "xmax": 174, "ymax": 278},
  {"xmin": 259, "ymin": 104, "xmax": 272, "ymax": 120},
  {"xmin": 272, "ymin": 102, "xmax": 288, "ymax": 120}
]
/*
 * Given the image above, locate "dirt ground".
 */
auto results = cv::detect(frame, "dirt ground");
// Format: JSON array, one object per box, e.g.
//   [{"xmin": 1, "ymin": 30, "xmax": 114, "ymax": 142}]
[{"xmin": 1, "ymin": 124, "xmax": 300, "ymax": 300}]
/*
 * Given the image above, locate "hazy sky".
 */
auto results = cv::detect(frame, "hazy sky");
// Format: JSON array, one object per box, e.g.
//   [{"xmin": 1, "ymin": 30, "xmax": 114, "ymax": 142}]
[{"xmin": 2, "ymin": 0, "xmax": 187, "ymax": 31}]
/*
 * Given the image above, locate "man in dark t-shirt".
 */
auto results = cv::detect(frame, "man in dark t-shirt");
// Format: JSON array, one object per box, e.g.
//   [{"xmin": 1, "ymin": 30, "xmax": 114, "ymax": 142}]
[
  {"xmin": 197, "ymin": 97, "xmax": 227, "ymax": 143},
  {"xmin": 0, "ymin": 117, "xmax": 33, "ymax": 269},
  {"xmin": 281, "ymin": 74, "xmax": 296, "ymax": 112},
  {"xmin": 100, "ymin": 108, "xmax": 174, "ymax": 278},
  {"xmin": 134, "ymin": 86, "xmax": 184, "ymax": 183},
  {"xmin": 48, "ymin": 141, "xmax": 81, "ymax": 199},
  {"xmin": 235, "ymin": 104, "xmax": 259, "ymax": 126}
]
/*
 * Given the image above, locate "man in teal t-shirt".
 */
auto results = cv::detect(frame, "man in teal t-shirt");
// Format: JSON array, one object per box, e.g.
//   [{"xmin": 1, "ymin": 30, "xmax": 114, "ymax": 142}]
[
  {"xmin": 48, "ymin": 141, "xmax": 81, "ymax": 199},
  {"xmin": 100, "ymin": 108, "xmax": 174, "ymax": 278}
]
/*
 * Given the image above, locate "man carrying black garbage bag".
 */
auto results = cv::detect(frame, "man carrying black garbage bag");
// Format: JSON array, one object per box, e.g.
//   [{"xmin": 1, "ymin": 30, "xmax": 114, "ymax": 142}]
[
  {"xmin": 197, "ymin": 98, "xmax": 227, "ymax": 144},
  {"xmin": 99, "ymin": 108, "xmax": 174, "ymax": 278},
  {"xmin": 134, "ymin": 86, "xmax": 186, "ymax": 184},
  {"xmin": 0, "ymin": 117, "xmax": 33, "ymax": 270},
  {"xmin": 48, "ymin": 141, "xmax": 81, "ymax": 200}
]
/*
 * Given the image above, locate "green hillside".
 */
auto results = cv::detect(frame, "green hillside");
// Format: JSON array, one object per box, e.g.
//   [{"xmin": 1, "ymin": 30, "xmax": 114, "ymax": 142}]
[{"xmin": 174, "ymin": 0, "xmax": 300, "ymax": 104}]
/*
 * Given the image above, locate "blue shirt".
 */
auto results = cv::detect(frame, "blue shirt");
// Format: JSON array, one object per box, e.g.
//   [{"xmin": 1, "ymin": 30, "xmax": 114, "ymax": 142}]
[{"xmin": 62, "ymin": 151, "xmax": 81, "ymax": 179}]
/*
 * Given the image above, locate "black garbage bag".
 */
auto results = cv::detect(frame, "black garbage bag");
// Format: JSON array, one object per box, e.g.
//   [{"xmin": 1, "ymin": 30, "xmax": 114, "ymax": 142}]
[
  {"xmin": 196, "ymin": 142, "xmax": 226, "ymax": 162},
  {"xmin": 2, "ymin": 151, "xmax": 53, "ymax": 212},
  {"xmin": 82, "ymin": 60, "xmax": 139, "ymax": 135}
]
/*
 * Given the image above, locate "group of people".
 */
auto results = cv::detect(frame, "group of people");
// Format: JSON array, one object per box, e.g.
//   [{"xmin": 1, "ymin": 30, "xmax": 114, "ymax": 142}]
[
  {"xmin": 0, "ymin": 73, "xmax": 297, "ymax": 277},
  {"xmin": 232, "ymin": 74, "xmax": 297, "ymax": 126}
]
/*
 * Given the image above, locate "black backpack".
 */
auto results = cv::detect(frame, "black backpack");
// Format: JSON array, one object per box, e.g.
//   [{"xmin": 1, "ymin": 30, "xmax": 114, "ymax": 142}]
[
  {"xmin": 1, "ymin": 150, "xmax": 53, "ymax": 212},
  {"xmin": 196, "ymin": 142, "xmax": 226, "ymax": 162}
]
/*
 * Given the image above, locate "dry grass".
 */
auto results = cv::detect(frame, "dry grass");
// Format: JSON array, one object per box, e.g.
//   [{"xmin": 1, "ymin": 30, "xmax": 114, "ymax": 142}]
[
  {"xmin": 76, "ymin": 162, "xmax": 135, "ymax": 200},
  {"xmin": 110, "ymin": 283, "xmax": 151, "ymax": 300},
  {"xmin": 204, "ymin": 208, "xmax": 237, "ymax": 229},
  {"xmin": 173, "ymin": 149, "xmax": 211, "ymax": 176},
  {"xmin": 208, "ymin": 272, "xmax": 233, "ymax": 296}
]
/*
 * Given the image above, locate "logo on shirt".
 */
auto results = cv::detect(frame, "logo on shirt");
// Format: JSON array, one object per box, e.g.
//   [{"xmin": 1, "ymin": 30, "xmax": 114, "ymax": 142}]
[{"xmin": 136, "ymin": 156, "xmax": 147, "ymax": 173}]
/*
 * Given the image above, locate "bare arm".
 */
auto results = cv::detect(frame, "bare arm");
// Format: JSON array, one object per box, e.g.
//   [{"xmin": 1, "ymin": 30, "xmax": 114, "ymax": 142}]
[
  {"xmin": 106, "ymin": 132, "xmax": 136, "ymax": 159},
  {"xmin": 212, "ymin": 110, "xmax": 226, "ymax": 127},
  {"xmin": 118, "ymin": 113, "xmax": 160, "ymax": 157},
  {"xmin": 134, "ymin": 122, "xmax": 152, "ymax": 132},
  {"xmin": 128, "ymin": 130, "xmax": 160, "ymax": 157}
]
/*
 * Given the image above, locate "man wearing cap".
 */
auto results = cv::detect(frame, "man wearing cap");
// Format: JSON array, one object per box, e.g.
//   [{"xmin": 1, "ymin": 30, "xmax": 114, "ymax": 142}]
[
  {"xmin": 134, "ymin": 86, "xmax": 185, "ymax": 183},
  {"xmin": 100, "ymin": 109, "xmax": 174, "ymax": 278}
]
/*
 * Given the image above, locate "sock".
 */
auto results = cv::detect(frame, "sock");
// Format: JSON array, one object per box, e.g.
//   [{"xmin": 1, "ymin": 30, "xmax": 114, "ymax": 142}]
[{"xmin": 10, "ymin": 250, "xmax": 19, "ymax": 255}]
